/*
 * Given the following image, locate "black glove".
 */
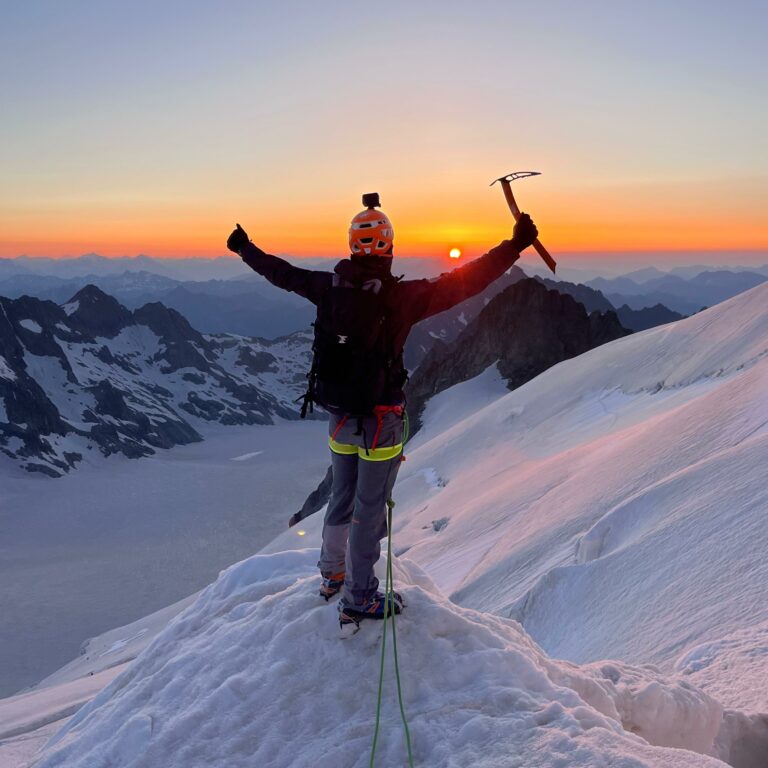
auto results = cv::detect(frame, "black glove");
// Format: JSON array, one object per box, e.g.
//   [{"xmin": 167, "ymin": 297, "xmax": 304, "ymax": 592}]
[
  {"xmin": 288, "ymin": 512, "xmax": 301, "ymax": 528},
  {"xmin": 510, "ymin": 213, "xmax": 538, "ymax": 253},
  {"xmin": 227, "ymin": 223, "xmax": 251, "ymax": 255}
]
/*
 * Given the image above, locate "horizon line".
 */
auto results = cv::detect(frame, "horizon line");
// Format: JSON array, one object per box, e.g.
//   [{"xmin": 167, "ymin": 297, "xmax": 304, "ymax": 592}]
[{"xmin": 3, "ymin": 247, "xmax": 768, "ymax": 262}]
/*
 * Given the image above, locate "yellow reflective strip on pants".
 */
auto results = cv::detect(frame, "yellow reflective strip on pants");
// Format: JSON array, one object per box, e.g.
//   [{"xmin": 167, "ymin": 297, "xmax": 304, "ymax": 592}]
[
  {"xmin": 358, "ymin": 443, "xmax": 403, "ymax": 462},
  {"xmin": 328, "ymin": 437, "xmax": 358, "ymax": 455}
]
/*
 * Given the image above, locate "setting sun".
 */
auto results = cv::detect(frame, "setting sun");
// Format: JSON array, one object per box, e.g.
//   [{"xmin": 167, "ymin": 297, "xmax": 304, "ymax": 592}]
[{"xmin": 449, "ymin": 248, "xmax": 462, "ymax": 259}]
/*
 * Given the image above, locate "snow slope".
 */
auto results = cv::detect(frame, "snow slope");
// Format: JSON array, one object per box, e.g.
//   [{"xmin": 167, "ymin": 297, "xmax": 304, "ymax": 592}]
[
  {"xmin": 0, "ymin": 597, "xmax": 200, "ymax": 766},
  {"xmin": 32, "ymin": 551, "xmax": 728, "ymax": 768},
  {"xmin": 376, "ymin": 283, "xmax": 768, "ymax": 684}
]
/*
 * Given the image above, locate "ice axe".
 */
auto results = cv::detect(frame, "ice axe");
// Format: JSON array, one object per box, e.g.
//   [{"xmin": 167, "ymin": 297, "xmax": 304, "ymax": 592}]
[{"xmin": 491, "ymin": 171, "xmax": 557, "ymax": 274}]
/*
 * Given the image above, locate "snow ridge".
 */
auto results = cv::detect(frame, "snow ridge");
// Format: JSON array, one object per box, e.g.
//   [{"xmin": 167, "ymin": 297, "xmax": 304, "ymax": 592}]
[{"xmin": 33, "ymin": 551, "xmax": 726, "ymax": 768}]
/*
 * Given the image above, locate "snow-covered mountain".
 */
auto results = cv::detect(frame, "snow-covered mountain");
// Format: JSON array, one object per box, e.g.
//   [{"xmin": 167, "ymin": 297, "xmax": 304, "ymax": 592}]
[
  {"xmin": 0, "ymin": 285, "xmax": 313, "ymax": 477},
  {"xmin": 5, "ymin": 284, "xmax": 768, "ymax": 767}
]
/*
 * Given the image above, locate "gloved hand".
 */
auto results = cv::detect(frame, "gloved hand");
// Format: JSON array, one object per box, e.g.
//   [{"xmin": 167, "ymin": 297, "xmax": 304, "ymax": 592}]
[
  {"xmin": 510, "ymin": 213, "xmax": 538, "ymax": 253},
  {"xmin": 226, "ymin": 223, "xmax": 251, "ymax": 255}
]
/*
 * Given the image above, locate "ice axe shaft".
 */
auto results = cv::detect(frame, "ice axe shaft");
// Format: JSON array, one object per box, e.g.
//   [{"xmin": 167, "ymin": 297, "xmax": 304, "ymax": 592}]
[{"xmin": 492, "ymin": 171, "xmax": 557, "ymax": 274}]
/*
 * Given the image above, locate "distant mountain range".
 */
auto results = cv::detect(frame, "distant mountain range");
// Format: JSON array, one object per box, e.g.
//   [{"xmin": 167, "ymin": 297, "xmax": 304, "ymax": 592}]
[
  {"xmin": 4, "ymin": 256, "xmax": 766, "ymax": 340},
  {"xmin": 523, "ymin": 260, "xmax": 768, "ymax": 283},
  {"xmin": 0, "ymin": 253, "xmax": 448, "ymax": 282},
  {"xmin": 0, "ymin": 255, "xmax": 451, "ymax": 340},
  {"xmin": 587, "ymin": 270, "xmax": 768, "ymax": 314},
  {"xmin": 0, "ymin": 285, "xmax": 314, "ymax": 477},
  {"xmin": 0, "ymin": 271, "xmax": 316, "ymax": 338}
]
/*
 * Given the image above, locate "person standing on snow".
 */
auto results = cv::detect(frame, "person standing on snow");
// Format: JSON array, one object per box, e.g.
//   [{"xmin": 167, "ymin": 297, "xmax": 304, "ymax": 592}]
[{"xmin": 227, "ymin": 194, "xmax": 537, "ymax": 629}]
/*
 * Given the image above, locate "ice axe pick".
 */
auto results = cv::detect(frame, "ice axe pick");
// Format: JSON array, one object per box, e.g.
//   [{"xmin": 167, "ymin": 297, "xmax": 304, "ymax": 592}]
[{"xmin": 491, "ymin": 171, "xmax": 557, "ymax": 274}]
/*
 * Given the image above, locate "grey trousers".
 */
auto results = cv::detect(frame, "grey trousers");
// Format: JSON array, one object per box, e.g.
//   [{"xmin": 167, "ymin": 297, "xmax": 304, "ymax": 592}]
[{"xmin": 318, "ymin": 409, "xmax": 404, "ymax": 606}]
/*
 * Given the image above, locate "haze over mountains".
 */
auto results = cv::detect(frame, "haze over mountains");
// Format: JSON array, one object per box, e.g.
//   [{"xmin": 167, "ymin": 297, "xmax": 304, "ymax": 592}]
[
  {"xmin": 587, "ymin": 270, "xmax": 768, "ymax": 314},
  {"xmin": 4, "ymin": 253, "xmax": 766, "ymax": 359}
]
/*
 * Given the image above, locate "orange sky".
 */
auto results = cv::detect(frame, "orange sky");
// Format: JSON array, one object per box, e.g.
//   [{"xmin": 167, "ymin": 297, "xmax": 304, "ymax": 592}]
[
  {"xmin": 2, "ymin": 3, "xmax": 766, "ymax": 262},
  {"xmin": 3, "ymin": 174, "xmax": 766, "ymax": 260}
]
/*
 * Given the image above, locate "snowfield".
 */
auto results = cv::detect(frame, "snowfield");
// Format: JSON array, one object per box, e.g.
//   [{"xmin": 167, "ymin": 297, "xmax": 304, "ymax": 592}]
[
  {"xmin": 5, "ymin": 283, "xmax": 768, "ymax": 766},
  {"xmin": 0, "ymin": 420, "xmax": 328, "ymax": 698}
]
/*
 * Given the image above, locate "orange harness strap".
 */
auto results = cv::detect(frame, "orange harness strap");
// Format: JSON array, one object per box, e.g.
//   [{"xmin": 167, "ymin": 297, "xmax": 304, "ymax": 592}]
[
  {"xmin": 331, "ymin": 415, "xmax": 349, "ymax": 442},
  {"xmin": 371, "ymin": 405, "xmax": 404, "ymax": 451}
]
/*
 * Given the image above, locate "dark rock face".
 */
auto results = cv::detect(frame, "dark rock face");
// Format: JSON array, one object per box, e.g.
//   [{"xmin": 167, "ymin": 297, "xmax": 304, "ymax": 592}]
[
  {"xmin": 237, "ymin": 347, "xmax": 279, "ymax": 375},
  {"xmin": 404, "ymin": 266, "xmax": 526, "ymax": 369},
  {"xmin": 534, "ymin": 277, "xmax": 615, "ymax": 314},
  {"xmin": 0, "ymin": 285, "xmax": 314, "ymax": 476},
  {"xmin": 291, "ymin": 465, "xmax": 334, "ymax": 526},
  {"xmin": 66, "ymin": 284, "xmax": 134, "ymax": 338},
  {"xmin": 534, "ymin": 276, "xmax": 685, "ymax": 333},
  {"xmin": 133, "ymin": 302, "xmax": 211, "ymax": 373},
  {"xmin": 405, "ymin": 279, "xmax": 632, "ymax": 432}
]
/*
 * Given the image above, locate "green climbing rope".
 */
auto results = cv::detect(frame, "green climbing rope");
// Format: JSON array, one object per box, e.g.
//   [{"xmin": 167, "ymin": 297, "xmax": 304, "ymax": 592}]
[
  {"xmin": 369, "ymin": 412, "xmax": 415, "ymax": 767},
  {"xmin": 386, "ymin": 498, "xmax": 414, "ymax": 766}
]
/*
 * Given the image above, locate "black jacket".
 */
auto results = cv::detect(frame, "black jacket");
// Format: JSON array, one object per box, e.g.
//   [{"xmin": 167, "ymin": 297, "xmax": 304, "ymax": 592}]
[{"xmin": 240, "ymin": 240, "xmax": 521, "ymax": 404}]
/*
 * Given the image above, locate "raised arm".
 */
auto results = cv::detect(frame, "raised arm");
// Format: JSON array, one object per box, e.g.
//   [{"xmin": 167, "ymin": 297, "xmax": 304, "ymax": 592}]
[
  {"xmin": 227, "ymin": 224, "xmax": 330, "ymax": 305},
  {"xmin": 401, "ymin": 213, "xmax": 538, "ymax": 322}
]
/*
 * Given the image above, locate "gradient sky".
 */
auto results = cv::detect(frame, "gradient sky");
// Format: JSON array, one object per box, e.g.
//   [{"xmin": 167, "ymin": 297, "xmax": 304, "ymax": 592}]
[{"xmin": 1, "ymin": 0, "xmax": 766, "ymax": 262}]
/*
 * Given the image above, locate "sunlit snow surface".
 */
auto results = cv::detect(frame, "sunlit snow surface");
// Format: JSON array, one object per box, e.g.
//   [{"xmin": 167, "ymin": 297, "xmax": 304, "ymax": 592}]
[
  {"xmin": 33, "ymin": 552, "xmax": 726, "ymax": 768},
  {"xmin": 389, "ymin": 284, "xmax": 768, "ymax": 686}
]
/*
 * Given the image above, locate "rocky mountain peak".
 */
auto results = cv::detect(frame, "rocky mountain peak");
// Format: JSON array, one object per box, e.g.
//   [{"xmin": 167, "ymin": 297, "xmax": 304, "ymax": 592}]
[
  {"xmin": 64, "ymin": 284, "xmax": 133, "ymax": 338},
  {"xmin": 132, "ymin": 302, "xmax": 205, "ymax": 346},
  {"xmin": 406, "ymin": 278, "xmax": 632, "ymax": 431}
]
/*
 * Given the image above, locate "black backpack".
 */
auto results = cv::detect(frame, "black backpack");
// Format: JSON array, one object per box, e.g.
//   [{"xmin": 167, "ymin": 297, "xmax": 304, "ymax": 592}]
[{"xmin": 299, "ymin": 274, "xmax": 404, "ymax": 417}]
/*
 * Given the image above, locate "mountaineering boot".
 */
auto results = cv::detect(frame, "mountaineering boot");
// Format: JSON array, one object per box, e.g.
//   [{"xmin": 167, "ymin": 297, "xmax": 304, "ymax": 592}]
[
  {"xmin": 320, "ymin": 572, "xmax": 346, "ymax": 601},
  {"xmin": 338, "ymin": 591, "xmax": 404, "ymax": 633}
]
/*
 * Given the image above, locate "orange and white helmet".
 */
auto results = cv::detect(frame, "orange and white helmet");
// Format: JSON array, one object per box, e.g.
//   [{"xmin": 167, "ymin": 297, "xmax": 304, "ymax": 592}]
[{"xmin": 349, "ymin": 205, "xmax": 394, "ymax": 256}]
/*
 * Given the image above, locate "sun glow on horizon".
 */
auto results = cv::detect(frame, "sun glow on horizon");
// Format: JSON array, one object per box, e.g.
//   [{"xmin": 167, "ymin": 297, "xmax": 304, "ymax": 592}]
[{"xmin": 449, "ymin": 247, "xmax": 462, "ymax": 259}]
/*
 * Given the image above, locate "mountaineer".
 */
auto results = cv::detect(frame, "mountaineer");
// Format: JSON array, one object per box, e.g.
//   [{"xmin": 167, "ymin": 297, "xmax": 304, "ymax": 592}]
[{"xmin": 227, "ymin": 194, "xmax": 537, "ymax": 629}]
